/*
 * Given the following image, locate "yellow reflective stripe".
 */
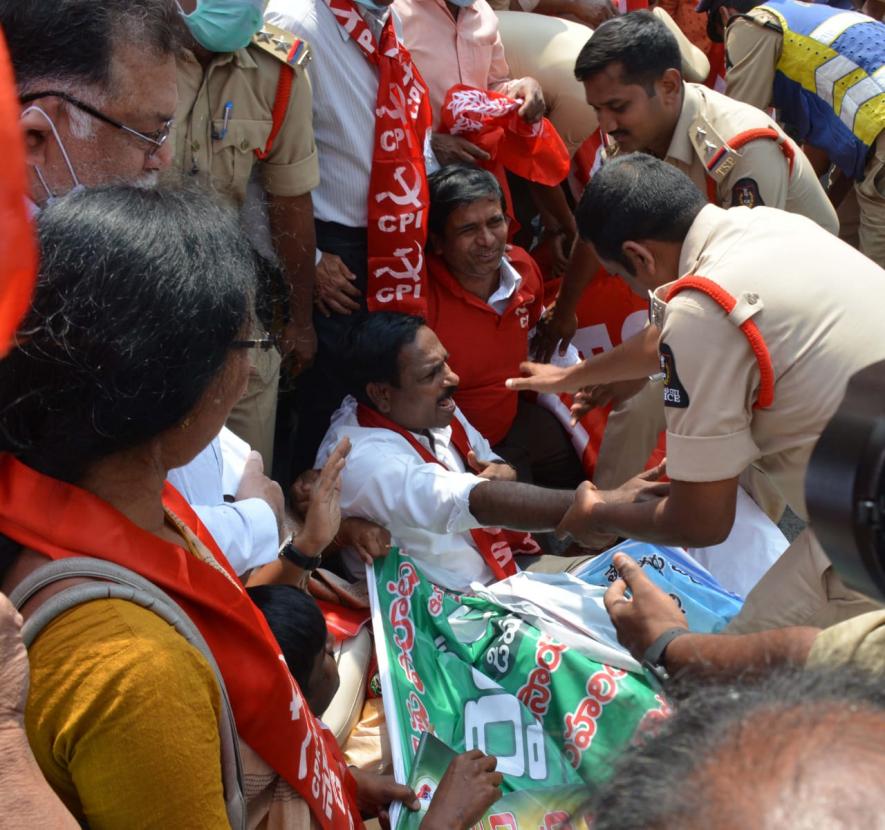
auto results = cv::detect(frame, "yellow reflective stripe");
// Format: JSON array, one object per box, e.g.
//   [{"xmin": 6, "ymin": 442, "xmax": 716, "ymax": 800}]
[
  {"xmin": 808, "ymin": 11, "xmax": 870, "ymax": 45},
  {"xmin": 847, "ymin": 87, "xmax": 885, "ymax": 146},
  {"xmin": 779, "ymin": 28, "xmax": 835, "ymax": 95}
]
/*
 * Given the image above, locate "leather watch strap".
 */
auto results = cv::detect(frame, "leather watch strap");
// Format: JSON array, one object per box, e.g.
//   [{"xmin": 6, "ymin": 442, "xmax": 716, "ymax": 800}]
[{"xmin": 278, "ymin": 539, "xmax": 322, "ymax": 571}]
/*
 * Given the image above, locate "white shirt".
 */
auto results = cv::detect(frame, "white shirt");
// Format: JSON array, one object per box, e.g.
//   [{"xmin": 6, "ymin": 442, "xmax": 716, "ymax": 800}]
[
  {"xmin": 167, "ymin": 428, "xmax": 279, "ymax": 576},
  {"xmin": 315, "ymin": 396, "xmax": 502, "ymax": 591},
  {"xmin": 265, "ymin": 0, "xmax": 392, "ymax": 228},
  {"xmin": 487, "ymin": 258, "xmax": 522, "ymax": 315}
]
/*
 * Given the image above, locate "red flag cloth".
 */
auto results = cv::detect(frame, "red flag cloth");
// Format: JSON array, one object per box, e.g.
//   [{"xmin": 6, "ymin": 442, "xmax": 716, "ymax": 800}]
[
  {"xmin": 324, "ymin": 0, "xmax": 432, "ymax": 315},
  {"xmin": 0, "ymin": 456, "xmax": 362, "ymax": 830},
  {"xmin": 440, "ymin": 85, "xmax": 570, "ymax": 186},
  {"xmin": 0, "ymin": 27, "xmax": 37, "ymax": 355},
  {"xmin": 356, "ymin": 403, "xmax": 541, "ymax": 581}
]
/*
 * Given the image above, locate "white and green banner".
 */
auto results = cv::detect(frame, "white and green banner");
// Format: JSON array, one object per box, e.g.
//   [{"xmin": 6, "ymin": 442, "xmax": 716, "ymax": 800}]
[{"xmin": 368, "ymin": 549, "xmax": 666, "ymax": 829}]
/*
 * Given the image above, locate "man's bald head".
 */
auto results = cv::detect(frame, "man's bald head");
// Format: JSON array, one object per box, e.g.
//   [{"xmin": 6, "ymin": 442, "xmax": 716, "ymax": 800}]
[{"xmin": 590, "ymin": 667, "xmax": 885, "ymax": 830}]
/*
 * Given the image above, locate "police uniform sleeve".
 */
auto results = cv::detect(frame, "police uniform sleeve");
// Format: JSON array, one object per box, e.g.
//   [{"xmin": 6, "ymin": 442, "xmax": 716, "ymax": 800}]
[
  {"xmin": 660, "ymin": 292, "xmax": 762, "ymax": 482},
  {"xmin": 720, "ymin": 134, "xmax": 790, "ymax": 210},
  {"xmin": 260, "ymin": 64, "xmax": 320, "ymax": 198},
  {"xmin": 725, "ymin": 16, "xmax": 780, "ymax": 111}
]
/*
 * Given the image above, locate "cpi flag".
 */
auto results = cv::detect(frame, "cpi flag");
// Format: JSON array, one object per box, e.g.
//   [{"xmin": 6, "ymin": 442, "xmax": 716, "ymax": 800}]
[{"xmin": 368, "ymin": 549, "xmax": 666, "ymax": 829}]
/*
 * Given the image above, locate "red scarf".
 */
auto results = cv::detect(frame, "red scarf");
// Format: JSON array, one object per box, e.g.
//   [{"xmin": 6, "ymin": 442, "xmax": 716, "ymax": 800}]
[
  {"xmin": 0, "ymin": 456, "xmax": 362, "ymax": 830},
  {"xmin": 355, "ymin": 403, "xmax": 539, "ymax": 581},
  {"xmin": 325, "ymin": 0, "xmax": 432, "ymax": 315}
]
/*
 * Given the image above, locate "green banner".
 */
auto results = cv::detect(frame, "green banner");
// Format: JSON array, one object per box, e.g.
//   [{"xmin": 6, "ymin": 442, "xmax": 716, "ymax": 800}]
[{"xmin": 369, "ymin": 549, "xmax": 666, "ymax": 829}]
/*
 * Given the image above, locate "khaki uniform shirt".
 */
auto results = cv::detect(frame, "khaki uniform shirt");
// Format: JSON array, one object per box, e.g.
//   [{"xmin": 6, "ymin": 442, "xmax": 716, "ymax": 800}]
[
  {"xmin": 662, "ymin": 83, "xmax": 838, "ymax": 232},
  {"xmin": 724, "ymin": 12, "xmax": 781, "ymax": 112},
  {"xmin": 174, "ymin": 25, "xmax": 319, "ymax": 206},
  {"xmin": 806, "ymin": 609, "xmax": 885, "ymax": 672},
  {"xmin": 653, "ymin": 203, "xmax": 885, "ymax": 520}
]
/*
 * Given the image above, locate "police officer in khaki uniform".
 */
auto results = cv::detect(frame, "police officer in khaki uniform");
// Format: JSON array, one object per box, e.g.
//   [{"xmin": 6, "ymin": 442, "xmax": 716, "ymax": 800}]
[
  {"xmin": 700, "ymin": 0, "xmax": 885, "ymax": 268},
  {"xmin": 510, "ymin": 153, "xmax": 885, "ymax": 630},
  {"xmin": 175, "ymin": 3, "xmax": 320, "ymax": 470},
  {"xmin": 534, "ymin": 9, "xmax": 837, "ymax": 492},
  {"xmin": 494, "ymin": 7, "xmax": 710, "ymax": 156}
]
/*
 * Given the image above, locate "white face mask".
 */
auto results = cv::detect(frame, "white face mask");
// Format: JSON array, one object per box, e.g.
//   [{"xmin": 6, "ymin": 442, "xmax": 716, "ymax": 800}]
[{"xmin": 22, "ymin": 104, "xmax": 85, "ymax": 205}]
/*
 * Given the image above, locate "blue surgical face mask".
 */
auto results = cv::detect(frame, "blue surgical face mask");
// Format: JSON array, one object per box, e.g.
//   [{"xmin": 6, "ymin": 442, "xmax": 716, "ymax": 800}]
[
  {"xmin": 177, "ymin": 0, "xmax": 264, "ymax": 53},
  {"xmin": 447, "ymin": 0, "xmax": 476, "ymax": 6}
]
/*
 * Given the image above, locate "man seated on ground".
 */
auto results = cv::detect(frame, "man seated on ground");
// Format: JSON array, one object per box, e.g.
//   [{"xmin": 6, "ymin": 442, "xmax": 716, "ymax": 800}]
[
  {"xmin": 508, "ymin": 154, "xmax": 885, "ymax": 632},
  {"xmin": 315, "ymin": 313, "xmax": 596, "ymax": 592},
  {"xmin": 426, "ymin": 165, "xmax": 585, "ymax": 489}
]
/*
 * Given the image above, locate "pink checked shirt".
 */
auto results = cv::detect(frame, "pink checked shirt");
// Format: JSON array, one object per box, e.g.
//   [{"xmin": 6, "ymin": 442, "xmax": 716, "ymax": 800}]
[{"xmin": 394, "ymin": 0, "xmax": 518, "ymax": 128}]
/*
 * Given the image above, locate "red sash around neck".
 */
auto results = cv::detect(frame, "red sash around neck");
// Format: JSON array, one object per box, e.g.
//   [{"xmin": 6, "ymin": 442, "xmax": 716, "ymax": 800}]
[
  {"xmin": 356, "ymin": 403, "xmax": 539, "ymax": 581},
  {"xmin": 324, "ymin": 0, "xmax": 432, "ymax": 315},
  {"xmin": 0, "ymin": 455, "xmax": 362, "ymax": 830}
]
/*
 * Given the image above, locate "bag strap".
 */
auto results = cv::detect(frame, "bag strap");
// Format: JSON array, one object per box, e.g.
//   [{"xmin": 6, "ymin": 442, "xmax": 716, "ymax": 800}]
[{"xmin": 9, "ymin": 557, "xmax": 247, "ymax": 830}]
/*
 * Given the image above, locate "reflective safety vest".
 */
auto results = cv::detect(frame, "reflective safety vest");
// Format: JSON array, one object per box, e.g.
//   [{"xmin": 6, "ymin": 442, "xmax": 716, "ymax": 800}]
[{"xmin": 756, "ymin": 0, "xmax": 885, "ymax": 180}]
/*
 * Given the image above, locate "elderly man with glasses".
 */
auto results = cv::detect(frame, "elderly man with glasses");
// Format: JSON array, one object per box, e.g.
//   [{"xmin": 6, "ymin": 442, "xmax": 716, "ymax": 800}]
[{"xmin": 2, "ymin": 0, "xmax": 180, "ymax": 202}]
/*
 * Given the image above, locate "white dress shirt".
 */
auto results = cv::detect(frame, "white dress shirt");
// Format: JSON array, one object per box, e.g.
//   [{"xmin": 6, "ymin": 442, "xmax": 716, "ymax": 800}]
[
  {"xmin": 265, "ymin": 0, "xmax": 392, "ymax": 228},
  {"xmin": 316, "ymin": 396, "xmax": 504, "ymax": 591},
  {"xmin": 167, "ymin": 427, "xmax": 279, "ymax": 576}
]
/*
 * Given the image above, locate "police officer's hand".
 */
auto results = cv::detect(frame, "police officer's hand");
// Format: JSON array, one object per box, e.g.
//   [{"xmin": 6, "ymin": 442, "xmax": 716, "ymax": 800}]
[
  {"xmin": 531, "ymin": 305, "xmax": 577, "ymax": 363},
  {"xmin": 315, "ymin": 252, "xmax": 362, "ymax": 317},
  {"xmin": 505, "ymin": 360, "xmax": 582, "ymax": 394},
  {"xmin": 568, "ymin": 0, "xmax": 617, "ymax": 28},
  {"xmin": 421, "ymin": 750, "xmax": 503, "ymax": 830},
  {"xmin": 604, "ymin": 552, "xmax": 688, "ymax": 661},
  {"xmin": 511, "ymin": 77, "xmax": 545, "ymax": 123},
  {"xmin": 280, "ymin": 319, "xmax": 317, "ymax": 377},
  {"xmin": 555, "ymin": 463, "xmax": 669, "ymax": 547},
  {"xmin": 431, "ymin": 133, "xmax": 492, "ymax": 165}
]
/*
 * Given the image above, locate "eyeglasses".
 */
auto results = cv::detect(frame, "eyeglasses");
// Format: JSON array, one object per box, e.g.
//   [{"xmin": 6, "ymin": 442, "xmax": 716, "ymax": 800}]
[
  {"xmin": 20, "ymin": 90, "xmax": 173, "ymax": 159},
  {"xmin": 232, "ymin": 333, "xmax": 278, "ymax": 351}
]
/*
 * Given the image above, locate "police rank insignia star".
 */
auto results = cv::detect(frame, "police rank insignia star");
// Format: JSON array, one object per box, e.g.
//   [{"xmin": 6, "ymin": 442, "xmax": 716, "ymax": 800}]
[
  {"xmin": 659, "ymin": 343, "xmax": 690, "ymax": 408},
  {"xmin": 731, "ymin": 178, "xmax": 764, "ymax": 208}
]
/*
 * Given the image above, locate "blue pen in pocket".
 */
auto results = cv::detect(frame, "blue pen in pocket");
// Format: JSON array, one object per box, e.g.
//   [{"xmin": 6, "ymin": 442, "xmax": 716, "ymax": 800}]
[{"xmin": 212, "ymin": 100, "xmax": 233, "ymax": 141}]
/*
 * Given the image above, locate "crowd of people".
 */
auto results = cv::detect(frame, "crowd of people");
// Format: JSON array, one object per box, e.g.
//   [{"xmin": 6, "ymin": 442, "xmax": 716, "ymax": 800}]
[{"xmin": 0, "ymin": 0, "xmax": 883, "ymax": 827}]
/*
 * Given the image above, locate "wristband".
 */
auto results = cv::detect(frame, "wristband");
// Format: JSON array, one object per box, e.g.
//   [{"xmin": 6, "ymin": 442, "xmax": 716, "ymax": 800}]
[
  {"xmin": 278, "ymin": 534, "xmax": 323, "ymax": 571},
  {"xmin": 640, "ymin": 627, "xmax": 688, "ymax": 690}
]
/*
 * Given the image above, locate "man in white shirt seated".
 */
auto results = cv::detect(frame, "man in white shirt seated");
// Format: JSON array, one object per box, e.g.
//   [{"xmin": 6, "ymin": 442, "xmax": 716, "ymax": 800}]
[{"xmin": 315, "ymin": 313, "xmax": 613, "ymax": 592}]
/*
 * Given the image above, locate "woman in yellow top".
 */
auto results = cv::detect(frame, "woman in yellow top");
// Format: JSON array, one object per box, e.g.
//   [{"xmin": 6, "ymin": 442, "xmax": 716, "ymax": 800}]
[{"xmin": 0, "ymin": 185, "xmax": 502, "ymax": 829}]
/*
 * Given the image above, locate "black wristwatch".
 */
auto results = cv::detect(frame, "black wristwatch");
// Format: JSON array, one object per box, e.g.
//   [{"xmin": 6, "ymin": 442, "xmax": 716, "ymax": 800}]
[
  {"xmin": 640, "ymin": 627, "xmax": 688, "ymax": 691},
  {"xmin": 278, "ymin": 534, "xmax": 323, "ymax": 571}
]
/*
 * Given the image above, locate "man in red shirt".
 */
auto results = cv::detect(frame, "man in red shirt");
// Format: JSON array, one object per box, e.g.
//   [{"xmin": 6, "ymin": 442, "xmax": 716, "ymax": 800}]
[{"xmin": 426, "ymin": 165, "xmax": 585, "ymax": 488}]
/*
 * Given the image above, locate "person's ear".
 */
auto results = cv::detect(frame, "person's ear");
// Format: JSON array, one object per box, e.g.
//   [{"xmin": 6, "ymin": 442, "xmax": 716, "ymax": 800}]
[
  {"xmin": 621, "ymin": 241, "xmax": 657, "ymax": 284},
  {"xmin": 20, "ymin": 99, "xmax": 62, "ymax": 169},
  {"xmin": 366, "ymin": 381, "xmax": 392, "ymax": 413},
  {"xmin": 658, "ymin": 68, "xmax": 684, "ymax": 106}
]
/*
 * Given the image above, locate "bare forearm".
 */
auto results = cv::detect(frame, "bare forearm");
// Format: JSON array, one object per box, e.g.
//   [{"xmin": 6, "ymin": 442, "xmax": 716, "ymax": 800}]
[
  {"xmin": 469, "ymin": 481, "xmax": 574, "ymax": 530},
  {"xmin": 0, "ymin": 723, "xmax": 80, "ymax": 828},
  {"xmin": 583, "ymin": 495, "xmax": 729, "ymax": 548},
  {"xmin": 664, "ymin": 627, "xmax": 820, "ymax": 679},
  {"xmin": 267, "ymin": 193, "xmax": 317, "ymax": 327},
  {"xmin": 563, "ymin": 324, "xmax": 660, "ymax": 388},
  {"xmin": 554, "ymin": 239, "xmax": 598, "ymax": 314}
]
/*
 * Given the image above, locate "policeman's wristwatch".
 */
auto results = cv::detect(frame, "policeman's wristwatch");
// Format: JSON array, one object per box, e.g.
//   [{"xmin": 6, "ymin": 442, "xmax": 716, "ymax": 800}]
[
  {"xmin": 640, "ymin": 627, "xmax": 689, "ymax": 690},
  {"xmin": 278, "ymin": 533, "xmax": 323, "ymax": 571}
]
